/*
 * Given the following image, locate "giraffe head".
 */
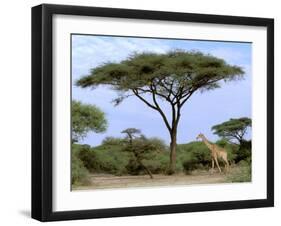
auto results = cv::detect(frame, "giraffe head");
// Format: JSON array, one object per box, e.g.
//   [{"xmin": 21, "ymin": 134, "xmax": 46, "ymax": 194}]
[{"xmin": 196, "ymin": 133, "xmax": 204, "ymax": 140}]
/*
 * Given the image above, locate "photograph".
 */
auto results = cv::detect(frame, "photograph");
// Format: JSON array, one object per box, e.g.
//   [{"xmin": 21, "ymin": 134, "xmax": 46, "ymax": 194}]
[
  {"xmin": 71, "ymin": 34, "xmax": 252, "ymax": 190},
  {"xmin": 30, "ymin": 3, "xmax": 274, "ymax": 221}
]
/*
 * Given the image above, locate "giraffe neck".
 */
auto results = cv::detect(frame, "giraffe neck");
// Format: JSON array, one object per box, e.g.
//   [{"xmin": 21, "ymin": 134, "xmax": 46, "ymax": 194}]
[{"xmin": 202, "ymin": 136, "xmax": 214, "ymax": 150}]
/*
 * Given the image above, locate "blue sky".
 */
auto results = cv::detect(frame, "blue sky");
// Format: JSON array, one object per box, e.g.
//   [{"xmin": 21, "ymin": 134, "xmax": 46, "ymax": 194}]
[{"xmin": 72, "ymin": 35, "xmax": 252, "ymax": 147}]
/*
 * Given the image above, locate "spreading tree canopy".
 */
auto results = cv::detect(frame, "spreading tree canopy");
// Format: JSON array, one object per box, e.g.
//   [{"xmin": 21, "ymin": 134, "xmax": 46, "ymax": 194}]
[
  {"xmin": 76, "ymin": 50, "xmax": 244, "ymax": 173},
  {"xmin": 212, "ymin": 117, "xmax": 252, "ymax": 144},
  {"xmin": 72, "ymin": 100, "xmax": 107, "ymax": 142},
  {"xmin": 121, "ymin": 128, "xmax": 141, "ymax": 145}
]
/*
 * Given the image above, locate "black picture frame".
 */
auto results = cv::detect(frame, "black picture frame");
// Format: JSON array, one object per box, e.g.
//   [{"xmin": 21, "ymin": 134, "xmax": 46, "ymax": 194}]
[{"xmin": 32, "ymin": 3, "xmax": 274, "ymax": 222}]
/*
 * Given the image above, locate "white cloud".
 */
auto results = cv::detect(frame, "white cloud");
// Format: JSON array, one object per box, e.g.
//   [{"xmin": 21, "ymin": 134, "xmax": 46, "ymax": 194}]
[{"xmin": 72, "ymin": 35, "xmax": 171, "ymax": 82}]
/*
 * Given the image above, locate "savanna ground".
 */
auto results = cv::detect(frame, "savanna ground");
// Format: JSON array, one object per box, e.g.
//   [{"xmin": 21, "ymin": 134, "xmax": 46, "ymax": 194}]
[{"xmin": 73, "ymin": 166, "xmax": 248, "ymax": 190}]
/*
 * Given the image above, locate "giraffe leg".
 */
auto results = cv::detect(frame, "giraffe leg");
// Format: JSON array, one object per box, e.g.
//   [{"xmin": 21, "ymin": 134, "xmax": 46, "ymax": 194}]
[
  {"xmin": 211, "ymin": 159, "xmax": 214, "ymax": 174},
  {"xmin": 214, "ymin": 157, "xmax": 222, "ymax": 173},
  {"xmin": 224, "ymin": 158, "xmax": 230, "ymax": 172}
]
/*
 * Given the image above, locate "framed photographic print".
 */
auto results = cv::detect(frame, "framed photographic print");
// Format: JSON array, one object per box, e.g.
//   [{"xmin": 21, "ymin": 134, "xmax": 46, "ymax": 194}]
[{"xmin": 31, "ymin": 4, "xmax": 274, "ymax": 221}]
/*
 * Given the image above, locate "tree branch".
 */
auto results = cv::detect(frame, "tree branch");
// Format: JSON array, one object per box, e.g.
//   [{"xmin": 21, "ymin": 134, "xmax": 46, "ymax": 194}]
[
  {"xmin": 179, "ymin": 89, "xmax": 195, "ymax": 107},
  {"xmin": 150, "ymin": 85, "xmax": 172, "ymax": 132},
  {"xmin": 133, "ymin": 88, "xmax": 172, "ymax": 132},
  {"xmin": 132, "ymin": 89, "xmax": 158, "ymax": 110}
]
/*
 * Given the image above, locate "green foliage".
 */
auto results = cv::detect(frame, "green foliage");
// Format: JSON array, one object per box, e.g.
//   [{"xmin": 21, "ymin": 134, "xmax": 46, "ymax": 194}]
[
  {"xmin": 146, "ymin": 137, "xmax": 168, "ymax": 152},
  {"xmin": 76, "ymin": 50, "xmax": 244, "ymax": 98},
  {"xmin": 71, "ymin": 147, "xmax": 90, "ymax": 186},
  {"xmin": 125, "ymin": 159, "xmax": 143, "ymax": 175},
  {"xmin": 182, "ymin": 159, "xmax": 199, "ymax": 174},
  {"xmin": 121, "ymin": 128, "xmax": 141, "ymax": 136},
  {"xmin": 102, "ymin": 136, "xmax": 125, "ymax": 146},
  {"xmin": 71, "ymin": 136, "xmax": 249, "ymax": 179},
  {"xmin": 88, "ymin": 144, "xmax": 129, "ymax": 175},
  {"xmin": 234, "ymin": 140, "xmax": 252, "ymax": 163},
  {"xmin": 72, "ymin": 100, "xmax": 107, "ymax": 142},
  {"xmin": 72, "ymin": 143, "xmax": 129, "ymax": 176},
  {"xmin": 121, "ymin": 128, "xmax": 142, "ymax": 144},
  {"xmin": 122, "ymin": 135, "xmax": 167, "ymax": 176},
  {"xmin": 142, "ymin": 153, "xmax": 170, "ymax": 174},
  {"xmin": 129, "ymin": 140, "xmax": 168, "ymax": 174},
  {"xmin": 212, "ymin": 117, "xmax": 252, "ymax": 144},
  {"xmin": 161, "ymin": 142, "xmax": 204, "ymax": 174},
  {"xmin": 76, "ymin": 145, "xmax": 100, "ymax": 172}
]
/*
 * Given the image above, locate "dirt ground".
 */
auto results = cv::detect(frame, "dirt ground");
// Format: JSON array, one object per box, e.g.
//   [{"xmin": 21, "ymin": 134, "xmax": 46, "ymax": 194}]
[{"xmin": 73, "ymin": 170, "xmax": 229, "ymax": 190}]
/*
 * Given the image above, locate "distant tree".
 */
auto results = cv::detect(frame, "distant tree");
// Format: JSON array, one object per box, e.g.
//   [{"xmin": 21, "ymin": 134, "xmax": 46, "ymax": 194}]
[
  {"xmin": 72, "ymin": 100, "xmax": 107, "ymax": 142},
  {"xmin": 121, "ymin": 128, "xmax": 141, "ymax": 145},
  {"xmin": 212, "ymin": 117, "xmax": 252, "ymax": 145},
  {"xmin": 77, "ymin": 50, "xmax": 244, "ymax": 173}
]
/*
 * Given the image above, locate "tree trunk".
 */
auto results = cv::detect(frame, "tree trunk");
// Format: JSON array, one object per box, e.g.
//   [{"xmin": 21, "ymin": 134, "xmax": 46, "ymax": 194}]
[
  {"xmin": 137, "ymin": 159, "xmax": 153, "ymax": 179},
  {"xmin": 168, "ymin": 130, "xmax": 177, "ymax": 174},
  {"xmin": 142, "ymin": 162, "xmax": 154, "ymax": 179}
]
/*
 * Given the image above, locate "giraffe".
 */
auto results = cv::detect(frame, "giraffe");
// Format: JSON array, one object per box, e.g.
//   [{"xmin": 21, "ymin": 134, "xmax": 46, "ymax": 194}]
[{"xmin": 196, "ymin": 133, "xmax": 229, "ymax": 173}]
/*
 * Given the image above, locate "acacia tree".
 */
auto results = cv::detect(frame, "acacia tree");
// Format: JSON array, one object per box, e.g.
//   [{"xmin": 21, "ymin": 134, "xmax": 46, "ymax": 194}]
[
  {"xmin": 72, "ymin": 100, "xmax": 107, "ymax": 142},
  {"xmin": 121, "ymin": 128, "xmax": 161, "ymax": 179},
  {"xmin": 212, "ymin": 117, "xmax": 252, "ymax": 145},
  {"xmin": 77, "ymin": 50, "xmax": 244, "ymax": 173},
  {"xmin": 121, "ymin": 128, "xmax": 141, "ymax": 145}
]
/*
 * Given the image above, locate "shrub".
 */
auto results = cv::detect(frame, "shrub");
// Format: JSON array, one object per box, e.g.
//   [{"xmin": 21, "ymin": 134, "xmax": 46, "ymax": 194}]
[
  {"xmin": 177, "ymin": 142, "xmax": 211, "ymax": 167},
  {"xmin": 102, "ymin": 136, "xmax": 125, "ymax": 146},
  {"xmin": 125, "ymin": 158, "xmax": 143, "ymax": 175},
  {"xmin": 227, "ymin": 161, "xmax": 251, "ymax": 182},
  {"xmin": 122, "ymin": 136, "xmax": 168, "ymax": 176},
  {"xmin": 143, "ymin": 153, "xmax": 170, "ymax": 174},
  {"xmin": 93, "ymin": 144, "xmax": 130, "ymax": 175},
  {"xmin": 145, "ymin": 137, "xmax": 168, "ymax": 152},
  {"xmin": 234, "ymin": 148, "xmax": 251, "ymax": 163},
  {"xmin": 77, "ymin": 145, "xmax": 100, "ymax": 172},
  {"xmin": 73, "ymin": 143, "xmax": 129, "ymax": 176},
  {"xmin": 182, "ymin": 159, "xmax": 198, "ymax": 174},
  {"xmin": 71, "ymin": 150, "xmax": 90, "ymax": 186}
]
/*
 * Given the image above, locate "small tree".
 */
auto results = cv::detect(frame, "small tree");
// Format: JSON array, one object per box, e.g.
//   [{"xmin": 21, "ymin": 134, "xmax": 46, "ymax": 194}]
[
  {"xmin": 212, "ymin": 117, "xmax": 252, "ymax": 145},
  {"xmin": 77, "ymin": 50, "xmax": 244, "ymax": 173},
  {"xmin": 121, "ymin": 128, "xmax": 160, "ymax": 179},
  {"xmin": 121, "ymin": 128, "xmax": 141, "ymax": 145},
  {"xmin": 72, "ymin": 100, "xmax": 107, "ymax": 142}
]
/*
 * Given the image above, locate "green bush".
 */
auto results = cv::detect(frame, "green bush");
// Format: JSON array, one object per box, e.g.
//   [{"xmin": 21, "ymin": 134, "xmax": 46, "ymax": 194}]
[
  {"xmin": 227, "ymin": 160, "xmax": 251, "ymax": 182},
  {"xmin": 72, "ymin": 138, "xmax": 242, "ymax": 178},
  {"xmin": 143, "ymin": 153, "xmax": 170, "ymax": 174},
  {"xmin": 234, "ymin": 148, "xmax": 251, "ymax": 163},
  {"xmin": 71, "ymin": 149, "xmax": 90, "ymax": 186},
  {"xmin": 125, "ymin": 158, "xmax": 143, "ymax": 175},
  {"xmin": 182, "ymin": 159, "xmax": 198, "ymax": 174},
  {"xmin": 93, "ymin": 144, "xmax": 130, "ymax": 175},
  {"xmin": 77, "ymin": 145, "xmax": 100, "ymax": 172},
  {"xmin": 102, "ymin": 136, "xmax": 125, "ymax": 146},
  {"xmin": 72, "ymin": 143, "xmax": 129, "ymax": 176},
  {"xmin": 123, "ymin": 137, "xmax": 168, "ymax": 175},
  {"xmin": 145, "ymin": 137, "xmax": 168, "ymax": 152},
  {"xmin": 177, "ymin": 142, "xmax": 211, "ymax": 168}
]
